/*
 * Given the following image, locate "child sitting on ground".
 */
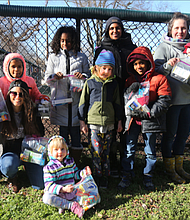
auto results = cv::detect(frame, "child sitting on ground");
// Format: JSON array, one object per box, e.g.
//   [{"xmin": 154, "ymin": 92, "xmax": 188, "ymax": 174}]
[
  {"xmin": 78, "ymin": 50, "xmax": 123, "ymax": 189},
  {"xmin": 117, "ymin": 46, "xmax": 172, "ymax": 191},
  {"xmin": 43, "ymin": 135, "xmax": 91, "ymax": 218}
]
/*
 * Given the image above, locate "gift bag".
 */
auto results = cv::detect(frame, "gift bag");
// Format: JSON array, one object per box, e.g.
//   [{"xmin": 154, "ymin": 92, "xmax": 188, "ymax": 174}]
[
  {"xmin": 74, "ymin": 174, "xmax": 101, "ymax": 211},
  {"xmin": 124, "ymin": 81, "xmax": 150, "ymax": 115},
  {"xmin": 0, "ymin": 88, "xmax": 10, "ymax": 122},
  {"xmin": 20, "ymin": 136, "xmax": 48, "ymax": 166}
]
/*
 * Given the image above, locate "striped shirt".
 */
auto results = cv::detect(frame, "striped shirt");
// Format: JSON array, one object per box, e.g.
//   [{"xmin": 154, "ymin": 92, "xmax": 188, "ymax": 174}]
[{"xmin": 43, "ymin": 155, "xmax": 81, "ymax": 195}]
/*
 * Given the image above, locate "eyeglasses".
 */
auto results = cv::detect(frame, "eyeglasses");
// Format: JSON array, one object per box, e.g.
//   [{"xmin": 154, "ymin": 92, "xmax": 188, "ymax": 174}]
[{"xmin": 10, "ymin": 91, "xmax": 23, "ymax": 98}]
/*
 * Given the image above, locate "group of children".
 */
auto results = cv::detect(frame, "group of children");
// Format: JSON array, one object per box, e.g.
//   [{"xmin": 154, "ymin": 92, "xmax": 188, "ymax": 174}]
[{"xmin": 1, "ymin": 23, "xmax": 190, "ymax": 218}]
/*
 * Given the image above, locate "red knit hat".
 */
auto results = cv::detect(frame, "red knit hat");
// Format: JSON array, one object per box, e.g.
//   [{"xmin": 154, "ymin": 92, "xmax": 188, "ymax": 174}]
[
  {"xmin": 184, "ymin": 42, "xmax": 190, "ymax": 54},
  {"xmin": 128, "ymin": 54, "xmax": 149, "ymax": 64}
]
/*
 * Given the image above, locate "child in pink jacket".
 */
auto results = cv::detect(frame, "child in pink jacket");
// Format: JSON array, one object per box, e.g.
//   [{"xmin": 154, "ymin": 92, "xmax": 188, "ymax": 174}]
[{"xmin": 0, "ymin": 53, "xmax": 42, "ymax": 103}]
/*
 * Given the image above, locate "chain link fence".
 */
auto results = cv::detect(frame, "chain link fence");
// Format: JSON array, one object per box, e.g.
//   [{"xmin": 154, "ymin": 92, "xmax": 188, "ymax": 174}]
[{"xmin": 0, "ymin": 5, "xmax": 189, "ymax": 145}]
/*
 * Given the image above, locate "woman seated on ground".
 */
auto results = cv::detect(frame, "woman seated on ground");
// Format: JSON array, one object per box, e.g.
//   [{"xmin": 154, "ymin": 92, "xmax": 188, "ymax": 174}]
[{"xmin": 0, "ymin": 79, "xmax": 44, "ymax": 192}]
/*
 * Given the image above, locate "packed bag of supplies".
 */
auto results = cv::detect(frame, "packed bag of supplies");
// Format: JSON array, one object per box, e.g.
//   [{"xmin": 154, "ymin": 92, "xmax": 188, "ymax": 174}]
[
  {"xmin": 74, "ymin": 172, "xmax": 101, "ymax": 211},
  {"xmin": 36, "ymin": 95, "xmax": 51, "ymax": 117},
  {"xmin": 171, "ymin": 60, "xmax": 190, "ymax": 84},
  {"xmin": 49, "ymin": 77, "xmax": 73, "ymax": 106},
  {"xmin": 20, "ymin": 136, "xmax": 48, "ymax": 166},
  {"xmin": 124, "ymin": 81, "xmax": 150, "ymax": 115},
  {"xmin": 69, "ymin": 75, "xmax": 85, "ymax": 92},
  {"xmin": 0, "ymin": 88, "xmax": 10, "ymax": 122}
]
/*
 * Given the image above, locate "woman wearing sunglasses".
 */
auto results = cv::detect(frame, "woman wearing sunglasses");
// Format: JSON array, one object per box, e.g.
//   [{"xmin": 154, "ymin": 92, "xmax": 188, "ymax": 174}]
[{"xmin": 0, "ymin": 79, "xmax": 43, "ymax": 192}]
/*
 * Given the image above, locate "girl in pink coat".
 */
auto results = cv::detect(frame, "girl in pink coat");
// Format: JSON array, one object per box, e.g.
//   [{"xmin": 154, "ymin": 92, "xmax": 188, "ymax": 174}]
[{"xmin": 0, "ymin": 53, "xmax": 42, "ymax": 103}]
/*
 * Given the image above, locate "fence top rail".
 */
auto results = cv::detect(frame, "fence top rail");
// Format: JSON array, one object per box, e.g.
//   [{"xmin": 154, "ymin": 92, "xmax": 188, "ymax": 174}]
[{"xmin": 0, "ymin": 4, "xmax": 190, "ymax": 23}]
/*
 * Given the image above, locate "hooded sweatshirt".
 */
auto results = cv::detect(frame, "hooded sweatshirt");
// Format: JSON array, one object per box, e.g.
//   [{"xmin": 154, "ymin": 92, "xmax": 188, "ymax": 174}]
[
  {"xmin": 125, "ymin": 46, "xmax": 172, "ymax": 133},
  {"xmin": 0, "ymin": 53, "xmax": 42, "ymax": 102},
  {"xmin": 154, "ymin": 33, "xmax": 190, "ymax": 105}
]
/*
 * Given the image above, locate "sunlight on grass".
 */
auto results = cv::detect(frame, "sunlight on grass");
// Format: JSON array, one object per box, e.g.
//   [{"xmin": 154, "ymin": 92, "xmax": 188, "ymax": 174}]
[{"xmin": 1, "ymin": 145, "xmax": 190, "ymax": 219}]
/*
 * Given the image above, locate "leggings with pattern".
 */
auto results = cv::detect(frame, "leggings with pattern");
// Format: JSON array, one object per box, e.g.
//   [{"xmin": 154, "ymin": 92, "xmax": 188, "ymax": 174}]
[{"xmin": 88, "ymin": 129, "xmax": 112, "ymax": 177}]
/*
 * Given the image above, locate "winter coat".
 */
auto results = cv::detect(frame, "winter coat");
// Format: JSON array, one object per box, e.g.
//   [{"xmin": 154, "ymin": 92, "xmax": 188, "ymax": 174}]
[
  {"xmin": 94, "ymin": 33, "xmax": 137, "ymax": 98},
  {"xmin": 45, "ymin": 49, "xmax": 90, "ymax": 126},
  {"xmin": 153, "ymin": 33, "xmax": 190, "ymax": 105},
  {"xmin": 0, "ymin": 53, "xmax": 42, "ymax": 103},
  {"xmin": 78, "ymin": 74, "xmax": 123, "ymax": 126},
  {"xmin": 43, "ymin": 147, "xmax": 81, "ymax": 195},
  {"xmin": 125, "ymin": 46, "xmax": 172, "ymax": 133}
]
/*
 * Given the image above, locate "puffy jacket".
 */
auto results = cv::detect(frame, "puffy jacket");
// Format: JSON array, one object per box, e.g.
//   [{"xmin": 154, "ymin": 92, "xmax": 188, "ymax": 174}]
[
  {"xmin": 125, "ymin": 46, "xmax": 172, "ymax": 133},
  {"xmin": 45, "ymin": 49, "xmax": 90, "ymax": 126},
  {"xmin": 43, "ymin": 143, "xmax": 81, "ymax": 194},
  {"xmin": 78, "ymin": 74, "xmax": 123, "ymax": 126},
  {"xmin": 0, "ymin": 53, "xmax": 42, "ymax": 102}
]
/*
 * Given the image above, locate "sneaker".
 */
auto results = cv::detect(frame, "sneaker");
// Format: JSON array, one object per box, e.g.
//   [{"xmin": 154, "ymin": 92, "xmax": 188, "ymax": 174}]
[
  {"xmin": 143, "ymin": 175, "xmax": 155, "ymax": 191},
  {"xmin": 7, "ymin": 176, "xmax": 21, "ymax": 193},
  {"xmin": 71, "ymin": 201, "xmax": 85, "ymax": 218},
  {"xmin": 58, "ymin": 208, "xmax": 65, "ymax": 214},
  {"xmin": 99, "ymin": 176, "xmax": 108, "ymax": 189},
  {"xmin": 110, "ymin": 169, "xmax": 119, "ymax": 178},
  {"xmin": 117, "ymin": 172, "xmax": 132, "ymax": 190}
]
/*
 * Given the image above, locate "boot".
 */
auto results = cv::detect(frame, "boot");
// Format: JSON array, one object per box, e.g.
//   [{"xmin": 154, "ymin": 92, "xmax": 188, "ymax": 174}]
[
  {"xmin": 69, "ymin": 145, "xmax": 83, "ymax": 167},
  {"xmin": 163, "ymin": 157, "xmax": 185, "ymax": 184},
  {"xmin": 175, "ymin": 155, "xmax": 190, "ymax": 180},
  {"xmin": 7, "ymin": 175, "xmax": 21, "ymax": 193}
]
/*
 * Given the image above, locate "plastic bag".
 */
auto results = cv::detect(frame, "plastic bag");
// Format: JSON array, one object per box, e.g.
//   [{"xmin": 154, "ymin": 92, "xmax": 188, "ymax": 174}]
[
  {"xmin": 124, "ymin": 81, "xmax": 150, "ymax": 115},
  {"xmin": 20, "ymin": 136, "xmax": 48, "ymax": 166},
  {"xmin": 171, "ymin": 60, "xmax": 190, "ymax": 84},
  {"xmin": 69, "ymin": 76, "xmax": 85, "ymax": 92},
  {"xmin": 36, "ymin": 95, "xmax": 51, "ymax": 117},
  {"xmin": 0, "ymin": 88, "xmax": 10, "ymax": 122},
  {"xmin": 50, "ymin": 78, "xmax": 73, "ymax": 106},
  {"xmin": 74, "ymin": 174, "xmax": 101, "ymax": 211}
]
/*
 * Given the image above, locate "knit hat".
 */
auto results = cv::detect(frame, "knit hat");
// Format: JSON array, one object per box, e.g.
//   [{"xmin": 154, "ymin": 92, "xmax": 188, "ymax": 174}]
[
  {"xmin": 184, "ymin": 42, "xmax": 190, "ymax": 53},
  {"xmin": 128, "ymin": 54, "xmax": 149, "ymax": 64},
  {"xmin": 8, "ymin": 79, "xmax": 31, "ymax": 94},
  {"xmin": 105, "ymin": 16, "xmax": 124, "ymax": 35},
  {"xmin": 95, "ymin": 49, "xmax": 115, "ymax": 67}
]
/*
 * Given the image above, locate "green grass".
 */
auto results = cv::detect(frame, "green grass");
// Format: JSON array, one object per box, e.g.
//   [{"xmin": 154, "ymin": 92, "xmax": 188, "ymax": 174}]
[{"xmin": 1, "ymin": 144, "xmax": 190, "ymax": 219}]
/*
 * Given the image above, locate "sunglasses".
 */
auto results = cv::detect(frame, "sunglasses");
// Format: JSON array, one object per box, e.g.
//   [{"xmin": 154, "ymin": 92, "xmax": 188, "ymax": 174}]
[{"xmin": 10, "ymin": 91, "xmax": 23, "ymax": 98}]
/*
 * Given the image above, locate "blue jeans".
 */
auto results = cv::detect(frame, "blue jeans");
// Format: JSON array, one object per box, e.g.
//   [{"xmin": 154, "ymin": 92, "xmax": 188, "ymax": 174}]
[
  {"xmin": 161, "ymin": 104, "xmax": 190, "ymax": 158},
  {"xmin": 122, "ymin": 122, "xmax": 157, "ymax": 177},
  {"xmin": 0, "ymin": 152, "xmax": 44, "ymax": 190},
  {"xmin": 60, "ymin": 126, "xmax": 81, "ymax": 148}
]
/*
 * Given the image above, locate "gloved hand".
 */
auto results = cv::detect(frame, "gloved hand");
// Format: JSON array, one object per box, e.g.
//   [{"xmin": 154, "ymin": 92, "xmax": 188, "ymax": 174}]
[
  {"xmin": 130, "ymin": 109, "xmax": 150, "ymax": 119},
  {"xmin": 124, "ymin": 82, "xmax": 141, "ymax": 94}
]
